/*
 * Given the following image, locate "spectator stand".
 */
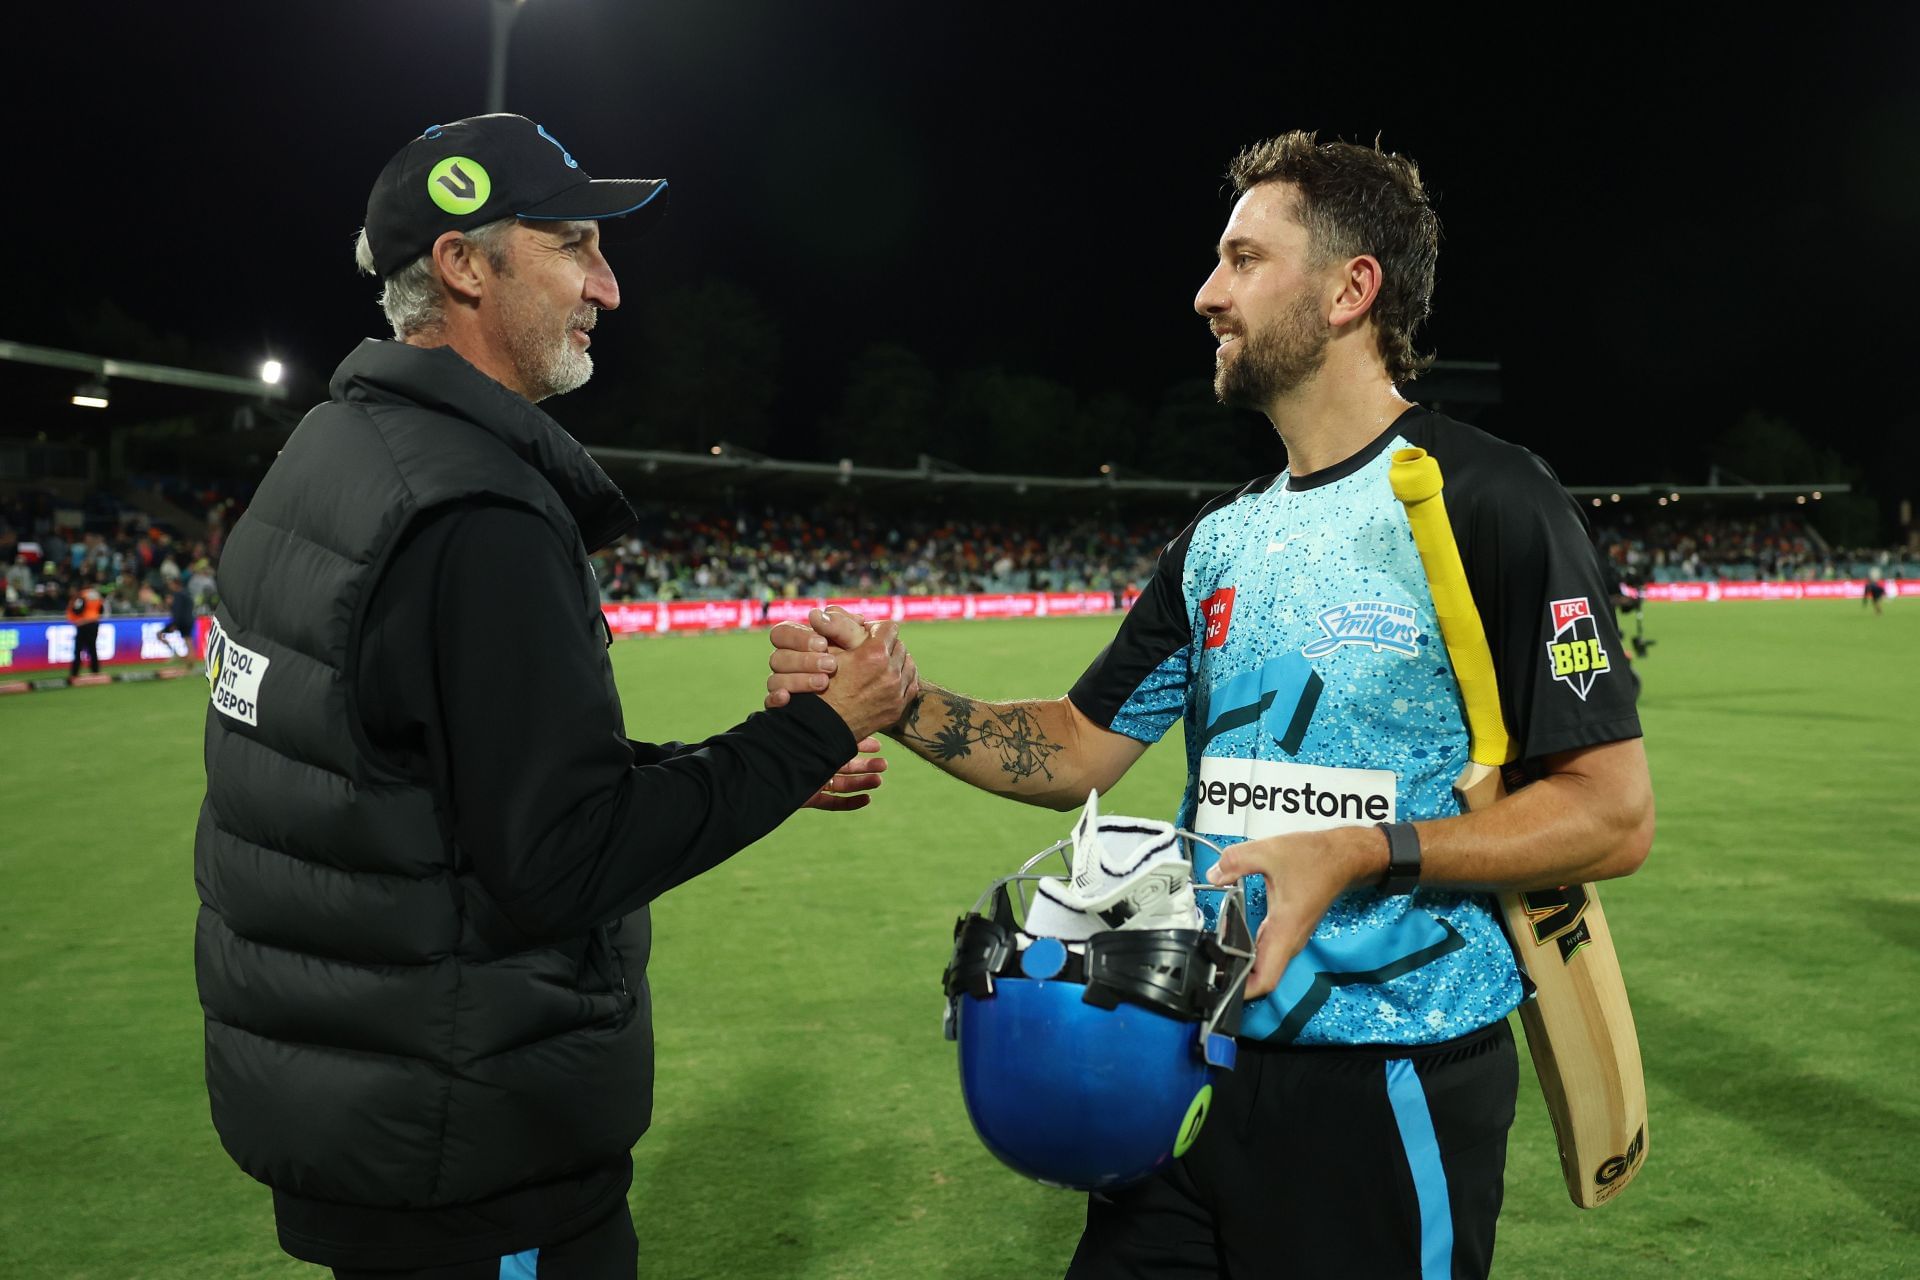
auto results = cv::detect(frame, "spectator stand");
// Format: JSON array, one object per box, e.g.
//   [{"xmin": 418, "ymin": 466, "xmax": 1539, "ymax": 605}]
[
  {"xmin": 1581, "ymin": 482, "xmax": 1916, "ymax": 583},
  {"xmin": 584, "ymin": 445, "xmax": 1229, "ymax": 605}
]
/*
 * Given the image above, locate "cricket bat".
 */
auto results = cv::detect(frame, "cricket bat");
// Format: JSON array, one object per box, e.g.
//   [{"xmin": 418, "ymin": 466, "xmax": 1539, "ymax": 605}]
[{"xmin": 1389, "ymin": 446, "xmax": 1649, "ymax": 1209}]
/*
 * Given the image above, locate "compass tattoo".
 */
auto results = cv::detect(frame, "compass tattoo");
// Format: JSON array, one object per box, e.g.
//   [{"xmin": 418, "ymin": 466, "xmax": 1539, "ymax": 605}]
[{"xmin": 899, "ymin": 689, "xmax": 1063, "ymax": 785}]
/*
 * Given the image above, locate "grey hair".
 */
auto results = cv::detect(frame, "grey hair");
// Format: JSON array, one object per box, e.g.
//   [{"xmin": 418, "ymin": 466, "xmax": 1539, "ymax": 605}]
[{"xmin": 352, "ymin": 218, "xmax": 520, "ymax": 340}]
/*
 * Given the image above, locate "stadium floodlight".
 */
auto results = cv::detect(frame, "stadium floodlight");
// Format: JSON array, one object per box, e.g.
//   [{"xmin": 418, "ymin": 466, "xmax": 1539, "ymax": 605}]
[
  {"xmin": 71, "ymin": 379, "xmax": 109, "ymax": 409},
  {"xmin": 260, "ymin": 359, "xmax": 284, "ymax": 385},
  {"xmin": 486, "ymin": 0, "xmax": 530, "ymax": 114},
  {"xmin": 1, "ymin": 339, "xmax": 288, "ymax": 401}
]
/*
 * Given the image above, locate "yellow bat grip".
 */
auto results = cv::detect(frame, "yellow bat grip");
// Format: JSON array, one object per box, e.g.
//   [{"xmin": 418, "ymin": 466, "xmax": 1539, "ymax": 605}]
[{"xmin": 1388, "ymin": 447, "xmax": 1514, "ymax": 767}]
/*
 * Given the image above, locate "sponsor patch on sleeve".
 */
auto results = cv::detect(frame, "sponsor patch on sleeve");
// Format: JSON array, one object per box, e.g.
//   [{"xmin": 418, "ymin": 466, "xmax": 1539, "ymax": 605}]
[
  {"xmin": 1544, "ymin": 596, "xmax": 1610, "ymax": 701},
  {"xmin": 204, "ymin": 618, "xmax": 269, "ymax": 727}
]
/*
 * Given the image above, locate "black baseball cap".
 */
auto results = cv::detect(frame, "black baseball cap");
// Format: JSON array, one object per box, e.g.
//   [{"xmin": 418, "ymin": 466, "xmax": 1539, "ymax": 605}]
[{"xmin": 363, "ymin": 113, "xmax": 668, "ymax": 277}]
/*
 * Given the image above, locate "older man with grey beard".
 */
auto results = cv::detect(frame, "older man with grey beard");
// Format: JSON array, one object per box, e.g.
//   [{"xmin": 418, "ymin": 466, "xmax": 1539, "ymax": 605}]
[{"xmin": 193, "ymin": 114, "xmax": 913, "ymax": 1278}]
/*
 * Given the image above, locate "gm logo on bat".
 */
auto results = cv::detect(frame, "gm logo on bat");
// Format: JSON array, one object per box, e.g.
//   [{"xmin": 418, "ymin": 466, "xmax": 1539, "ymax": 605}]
[
  {"xmin": 1592, "ymin": 1125, "xmax": 1647, "ymax": 1202},
  {"xmin": 1519, "ymin": 884, "xmax": 1595, "ymax": 964}
]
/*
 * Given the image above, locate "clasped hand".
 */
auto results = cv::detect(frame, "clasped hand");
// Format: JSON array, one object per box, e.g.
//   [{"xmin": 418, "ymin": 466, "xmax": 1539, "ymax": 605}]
[{"xmin": 770, "ymin": 607, "xmax": 917, "ymax": 813}]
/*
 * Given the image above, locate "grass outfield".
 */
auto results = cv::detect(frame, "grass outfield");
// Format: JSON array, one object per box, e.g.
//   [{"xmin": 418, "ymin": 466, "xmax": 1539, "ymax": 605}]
[{"xmin": 2, "ymin": 602, "xmax": 1915, "ymax": 1278}]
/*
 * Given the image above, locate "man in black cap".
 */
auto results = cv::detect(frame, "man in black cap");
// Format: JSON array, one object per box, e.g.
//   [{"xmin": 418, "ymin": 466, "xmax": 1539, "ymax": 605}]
[{"xmin": 194, "ymin": 114, "xmax": 914, "ymax": 1278}]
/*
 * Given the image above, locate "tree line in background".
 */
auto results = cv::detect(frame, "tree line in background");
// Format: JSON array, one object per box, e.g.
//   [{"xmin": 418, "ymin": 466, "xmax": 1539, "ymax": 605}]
[
  {"xmin": 37, "ymin": 287, "xmax": 1918, "ymax": 547},
  {"xmin": 576, "ymin": 279, "xmax": 1907, "ymax": 546},
  {"xmin": 571, "ymin": 278, "xmax": 1274, "ymax": 483},
  {"xmin": 1709, "ymin": 411, "xmax": 1891, "ymax": 548}
]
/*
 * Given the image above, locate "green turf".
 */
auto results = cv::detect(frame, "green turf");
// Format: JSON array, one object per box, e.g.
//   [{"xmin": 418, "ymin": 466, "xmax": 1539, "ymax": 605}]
[{"xmin": 2, "ymin": 603, "xmax": 1914, "ymax": 1277}]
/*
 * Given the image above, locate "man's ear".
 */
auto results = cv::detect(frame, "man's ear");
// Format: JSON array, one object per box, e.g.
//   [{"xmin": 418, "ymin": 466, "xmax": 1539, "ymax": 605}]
[
  {"xmin": 1328, "ymin": 253, "xmax": 1384, "ymax": 330},
  {"xmin": 429, "ymin": 230, "xmax": 490, "ymax": 305}
]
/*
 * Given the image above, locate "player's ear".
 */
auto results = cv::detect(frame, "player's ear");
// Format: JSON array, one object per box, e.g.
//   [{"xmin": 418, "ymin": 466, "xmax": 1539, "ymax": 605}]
[{"xmin": 1328, "ymin": 254, "xmax": 1384, "ymax": 330}]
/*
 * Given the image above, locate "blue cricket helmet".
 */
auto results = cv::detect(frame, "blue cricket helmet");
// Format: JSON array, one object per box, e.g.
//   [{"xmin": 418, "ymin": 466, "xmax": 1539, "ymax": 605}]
[{"xmin": 942, "ymin": 796, "xmax": 1254, "ymax": 1191}]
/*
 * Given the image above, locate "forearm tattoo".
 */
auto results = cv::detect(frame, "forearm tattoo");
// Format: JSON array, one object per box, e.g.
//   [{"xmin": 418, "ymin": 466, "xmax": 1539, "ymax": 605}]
[{"xmin": 899, "ymin": 690, "xmax": 1062, "ymax": 785}]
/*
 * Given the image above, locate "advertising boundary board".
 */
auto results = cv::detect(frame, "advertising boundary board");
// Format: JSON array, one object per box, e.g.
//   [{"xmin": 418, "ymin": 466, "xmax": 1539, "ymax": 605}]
[
  {"xmin": 0, "ymin": 615, "xmax": 215, "ymax": 676},
  {"xmin": 3, "ymin": 581, "xmax": 1906, "ymax": 684},
  {"xmin": 602, "ymin": 581, "xmax": 1918, "ymax": 637}
]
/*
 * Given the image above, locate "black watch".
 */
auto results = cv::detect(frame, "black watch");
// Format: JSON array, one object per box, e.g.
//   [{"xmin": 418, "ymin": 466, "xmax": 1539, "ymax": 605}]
[{"xmin": 1375, "ymin": 821, "xmax": 1421, "ymax": 895}]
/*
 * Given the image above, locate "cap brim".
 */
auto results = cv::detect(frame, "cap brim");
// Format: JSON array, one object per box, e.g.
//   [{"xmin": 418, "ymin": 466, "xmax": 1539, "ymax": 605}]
[{"xmin": 519, "ymin": 178, "xmax": 669, "ymax": 225}]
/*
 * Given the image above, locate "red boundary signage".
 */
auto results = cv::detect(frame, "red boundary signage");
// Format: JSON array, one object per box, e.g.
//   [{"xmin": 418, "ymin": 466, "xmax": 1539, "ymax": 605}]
[
  {"xmin": 1637, "ymin": 578, "xmax": 1917, "ymax": 603},
  {"xmin": 600, "ymin": 590, "xmax": 1130, "ymax": 636},
  {"xmin": 2, "ymin": 579, "xmax": 1908, "ymax": 679}
]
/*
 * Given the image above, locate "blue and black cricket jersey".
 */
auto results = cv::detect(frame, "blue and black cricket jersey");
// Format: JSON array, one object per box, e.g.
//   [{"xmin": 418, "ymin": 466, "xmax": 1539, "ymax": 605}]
[{"xmin": 1069, "ymin": 406, "xmax": 1642, "ymax": 1047}]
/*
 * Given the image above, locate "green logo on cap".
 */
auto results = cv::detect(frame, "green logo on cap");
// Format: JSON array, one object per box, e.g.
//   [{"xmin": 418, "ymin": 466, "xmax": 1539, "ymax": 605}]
[{"xmin": 428, "ymin": 156, "xmax": 492, "ymax": 215}]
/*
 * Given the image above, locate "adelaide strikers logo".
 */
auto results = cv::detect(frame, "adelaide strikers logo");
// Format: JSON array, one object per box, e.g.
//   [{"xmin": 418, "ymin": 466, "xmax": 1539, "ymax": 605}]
[
  {"xmin": 1299, "ymin": 601, "xmax": 1421, "ymax": 659},
  {"xmin": 1544, "ymin": 597, "xmax": 1611, "ymax": 700}
]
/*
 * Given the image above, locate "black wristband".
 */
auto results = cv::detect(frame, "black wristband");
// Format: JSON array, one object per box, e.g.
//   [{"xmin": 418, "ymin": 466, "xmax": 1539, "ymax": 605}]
[{"xmin": 1376, "ymin": 821, "xmax": 1421, "ymax": 895}]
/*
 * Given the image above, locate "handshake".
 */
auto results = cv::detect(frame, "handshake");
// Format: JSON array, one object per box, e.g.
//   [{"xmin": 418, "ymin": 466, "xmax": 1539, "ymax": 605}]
[{"xmin": 765, "ymin": 607, "xmax": 919, "ymax": 809}]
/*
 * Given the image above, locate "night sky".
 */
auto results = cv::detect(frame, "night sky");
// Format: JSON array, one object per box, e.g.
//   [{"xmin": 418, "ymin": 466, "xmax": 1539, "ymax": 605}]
[{"xmin": 6, "ymin": 2, "xmax": 1915, "ymax": 492}]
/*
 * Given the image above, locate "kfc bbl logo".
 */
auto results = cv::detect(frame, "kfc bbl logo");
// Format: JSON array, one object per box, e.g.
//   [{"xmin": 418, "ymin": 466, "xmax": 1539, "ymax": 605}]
[{"xmin": 1544, "ymin": 597, "xmax": 1610, "ymax": 700}]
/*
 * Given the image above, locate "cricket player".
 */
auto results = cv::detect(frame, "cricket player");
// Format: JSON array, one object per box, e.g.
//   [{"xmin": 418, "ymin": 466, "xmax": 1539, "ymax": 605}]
[{"xmin": 768, "ymin": 133, "xmax": 1653, "ymax": 1277}]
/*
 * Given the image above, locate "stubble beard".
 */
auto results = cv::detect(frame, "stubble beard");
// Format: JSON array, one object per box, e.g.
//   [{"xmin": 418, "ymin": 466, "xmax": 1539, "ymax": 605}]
[
  {"xmin": 501, "ymin": 292, "xmax": 596, "ymax": 403},
  {"xmin": 1213, "ymin": 290, "xmax": 1329, "ymax": 411}
]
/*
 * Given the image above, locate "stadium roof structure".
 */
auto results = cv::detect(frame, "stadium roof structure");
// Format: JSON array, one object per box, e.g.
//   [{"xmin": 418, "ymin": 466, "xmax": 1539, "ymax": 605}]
[
  {"xmin": 1569, "ymin": 482, "xmax": 1852, "ymax": 508},
  {"xmin": 587, "ymin": 445, "xmax": 1853, "ymax": 515},
  {"xmin": 0, "ymin": 340, "xmax": 289, "ymax": 404},
  {"xmin": 0, "ymin": 340, "xmax": 292, "ymax": 475},
  {"xmin": 589, "ymin": 444, "xmax": 1857, "ymax": 514},
  {"xmin": 588, "ymin": 444, "xmax": 1242, "ymax": 508}
]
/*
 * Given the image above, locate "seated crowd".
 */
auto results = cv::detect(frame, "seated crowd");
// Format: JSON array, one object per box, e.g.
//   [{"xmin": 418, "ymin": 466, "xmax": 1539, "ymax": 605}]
[
  {"xmin": 1595, "ymin": 513, "xmax": 1915, "ymax": 583},
  {"xmin": 4, "ymin": 492, "xmax": 1175, "ymax": 617},
  {"xmin": 7, "ymin": 489, "xmax": 1913, "ymax": 621},
  {"xmin": 1, "ymin": 482, "xmax": 247, "ymax": 619},
  {"xmin": 590, "ymin": 506, "xmax": 1178, "ymax": 602}
]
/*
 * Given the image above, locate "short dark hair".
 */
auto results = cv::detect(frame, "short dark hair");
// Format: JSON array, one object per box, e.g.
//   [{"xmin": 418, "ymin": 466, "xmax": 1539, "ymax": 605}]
[{"xmin": 1228, "ymin": 132, "xmax": 1440, "ymax": 384}]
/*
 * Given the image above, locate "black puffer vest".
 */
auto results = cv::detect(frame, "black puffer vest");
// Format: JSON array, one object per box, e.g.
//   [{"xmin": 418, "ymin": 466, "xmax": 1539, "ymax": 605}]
[{"xmin": 194, "ymin": 340, "xmax": 646, "ymax": 1208}]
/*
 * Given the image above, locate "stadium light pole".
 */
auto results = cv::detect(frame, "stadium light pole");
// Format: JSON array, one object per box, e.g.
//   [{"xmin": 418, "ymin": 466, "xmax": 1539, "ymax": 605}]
[{"xmin": 486, "ymin": 0, "xmax": 529, "ymax": 113}]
